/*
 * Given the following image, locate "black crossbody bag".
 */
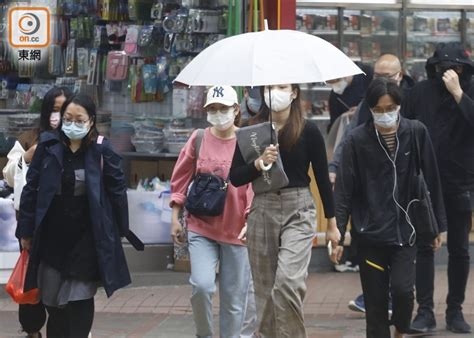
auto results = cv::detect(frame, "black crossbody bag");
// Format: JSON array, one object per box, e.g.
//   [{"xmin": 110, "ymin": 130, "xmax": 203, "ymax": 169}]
[
  {"xmin": 408, "ymin": 127, "xmax": 439, "ymax": 240},
  {"xmin": 185, "ymin": 129, "xmax": 229, "ymax": 217}
]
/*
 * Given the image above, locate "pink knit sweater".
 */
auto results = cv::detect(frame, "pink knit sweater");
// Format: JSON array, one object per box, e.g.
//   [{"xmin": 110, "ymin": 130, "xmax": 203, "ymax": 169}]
[{"xmin": 170, "ymin": 128, "xmax": 253, "ymax": 246}]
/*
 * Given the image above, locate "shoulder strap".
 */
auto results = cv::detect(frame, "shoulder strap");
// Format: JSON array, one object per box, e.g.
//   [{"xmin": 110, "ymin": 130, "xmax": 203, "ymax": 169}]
[
  {"xmin": 193, "ymin": 129, "xmax": 205, "ymax": 174},
  {"xmin": 97, "ymin": 135, "xmax": 104, "ymax": 171},
  {"xmin": 96, "ymin": 134, "xmax": 144, "ymax": 251},
  {"xmin": 412, "ymin": 124, "xmax": 421, "ymax": 175},
  {"xmin": 194, "ymin": 129, "xmax": 204, "ymax": 160}
]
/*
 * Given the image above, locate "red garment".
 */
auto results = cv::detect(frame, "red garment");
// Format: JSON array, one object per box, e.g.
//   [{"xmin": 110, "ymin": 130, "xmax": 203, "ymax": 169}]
[{"xmin": 170, "ymin": 128, "xmax": 253, "ymax": 245}]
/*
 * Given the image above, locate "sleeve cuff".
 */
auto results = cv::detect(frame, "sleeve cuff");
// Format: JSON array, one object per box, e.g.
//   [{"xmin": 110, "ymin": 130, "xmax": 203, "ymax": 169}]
[{"xmin": 170, "ymin": 193, "xmax": 186, "ymax": 208}]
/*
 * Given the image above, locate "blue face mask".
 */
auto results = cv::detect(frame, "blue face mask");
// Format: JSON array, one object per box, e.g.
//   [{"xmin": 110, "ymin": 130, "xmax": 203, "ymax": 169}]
[
  {"xmin": 247, "ymin": 97, "xmax": 262, "ymax": 115},
  {"xmin": 371, "ymin": 109, "xmax": 400, "ymax": 128},
  {"xmin": 62, "ymin": 123, "xmax": 90, "ymax": 140}
]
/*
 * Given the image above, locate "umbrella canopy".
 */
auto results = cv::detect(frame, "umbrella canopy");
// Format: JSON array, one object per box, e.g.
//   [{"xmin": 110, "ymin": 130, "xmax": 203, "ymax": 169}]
[{"xmin": 174, "ymin": 28, "xmax": 364, "ymax": 86}]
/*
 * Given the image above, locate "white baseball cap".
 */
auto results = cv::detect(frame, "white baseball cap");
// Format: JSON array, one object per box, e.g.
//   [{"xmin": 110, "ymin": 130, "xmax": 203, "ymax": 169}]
[{"xmin": 204, "ymin": 85, "xmax": 238, "ymax": 108}]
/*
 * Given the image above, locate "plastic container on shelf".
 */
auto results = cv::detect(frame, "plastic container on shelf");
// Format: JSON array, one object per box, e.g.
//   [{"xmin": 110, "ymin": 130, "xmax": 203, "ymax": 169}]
[
  {"xmin": 127, "ymin": 190, "xmax": 172, "ymax": 244},
  {"xmin": 163, "ymin": 127, "xmax": 194, "ymax": 153},
  {"xmin": 167, "ymin": 141, "xmax": 186, "ymax": 154},
  {"xmin": 131, "ymin": 138, "xmax": 163, "ymax": 153}
]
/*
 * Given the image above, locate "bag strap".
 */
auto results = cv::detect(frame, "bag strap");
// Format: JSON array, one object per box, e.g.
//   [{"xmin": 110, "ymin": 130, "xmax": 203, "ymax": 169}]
[
  {"xmin": 96, "ymin": 135, "xmax": 144, "ymax": 251},
  {"xmin": 193, "ymin": 129, "xmax": 205, "ymax": 175},
  {"xmin": 412, "ymin": 124, "xmax": 422, "ymax": 176},
  {"xmin": 192, "ymin": 128, "xmax": 229, "ymax": 183},
  {"xmin": 97, "ymin": 135, "xmax": 104, "ymax": 170}
]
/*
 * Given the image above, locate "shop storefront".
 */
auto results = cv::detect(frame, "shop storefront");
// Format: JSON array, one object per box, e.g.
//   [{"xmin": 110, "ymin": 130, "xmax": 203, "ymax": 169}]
[{"xmin": 0, "ymin": 0, "xmax": 473, "ymax": 277}]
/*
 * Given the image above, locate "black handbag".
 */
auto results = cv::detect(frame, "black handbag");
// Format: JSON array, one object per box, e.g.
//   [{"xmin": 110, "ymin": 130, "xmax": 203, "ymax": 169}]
[
  {"xmin": 408, "ymin": 128, "xmax": 439, "ymax": 240},
  {"xmin": 185, "ymin": 129, "xmax": 228, "ymax": 217}
]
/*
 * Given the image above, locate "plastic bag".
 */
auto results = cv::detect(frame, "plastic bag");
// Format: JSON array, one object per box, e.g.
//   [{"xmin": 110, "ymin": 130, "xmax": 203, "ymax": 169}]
[
  {"xmin": 5, "ymin": 250, "xmax": 39, "ymax": 304},
  {"xmin": 14, "ymin": 155, "xmax": 28, "ymax": 211}
]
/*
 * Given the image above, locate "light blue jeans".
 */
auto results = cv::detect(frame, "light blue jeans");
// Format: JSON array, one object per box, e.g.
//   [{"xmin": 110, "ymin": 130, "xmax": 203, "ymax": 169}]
[{"xmin": 188, "ymin": 231, "xmax": 255, "ymax": 338}]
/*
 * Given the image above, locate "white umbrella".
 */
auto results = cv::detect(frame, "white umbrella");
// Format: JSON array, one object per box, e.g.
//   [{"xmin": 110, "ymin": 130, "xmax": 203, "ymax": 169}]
[
  {"xmin": 174, "ymin": 24, "xmax": 365, "ymax": 177},
  {"xmin": 174, "ymin": 26, "xmax": 364, "ymax": 86}
]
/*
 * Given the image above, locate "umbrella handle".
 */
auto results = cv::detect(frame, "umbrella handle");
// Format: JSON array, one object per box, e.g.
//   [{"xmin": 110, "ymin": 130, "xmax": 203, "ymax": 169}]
[{"xmin": 259, "ymin": 159, "xmax": 273, "ymax": 171}]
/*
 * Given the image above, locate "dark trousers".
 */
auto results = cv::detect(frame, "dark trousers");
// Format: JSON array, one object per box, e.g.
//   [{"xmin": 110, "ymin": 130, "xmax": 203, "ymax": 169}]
[
  {"xmin": 358, "ymin": 245, "xmax": 417, "ymax": 338},
  {"xmin": 416, "ymin": 192, "xmax": 472, "ymax": 315},
  {"xmin": 19, "ymin": 302, "xmax": 46, "ymax": 334},
  {"xmin": 45, "ymin": 298, "xmax": 94, "ymax": 338}
]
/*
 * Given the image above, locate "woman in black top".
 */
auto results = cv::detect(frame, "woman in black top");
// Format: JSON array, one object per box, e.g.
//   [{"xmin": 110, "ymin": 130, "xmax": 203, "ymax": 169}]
[
  {"xmin": 230, "ymin": 83, "xmax": 340, "ymax": 337},
  {"xmin": 17, "ymin": 94, "xmax": 133, "ymax": 338}
]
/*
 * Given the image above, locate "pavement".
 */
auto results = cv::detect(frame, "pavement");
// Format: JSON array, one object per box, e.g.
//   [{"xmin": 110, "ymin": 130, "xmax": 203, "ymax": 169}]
[{"xmin": 1, "ymin": 266, "xmax": 473, "ymax": 338}]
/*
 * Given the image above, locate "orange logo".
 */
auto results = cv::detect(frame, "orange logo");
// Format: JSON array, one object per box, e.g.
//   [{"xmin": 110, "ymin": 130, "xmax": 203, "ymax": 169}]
[{"xmin": 8, "ymin": 7, "xmax": 50, "ymax": 48}]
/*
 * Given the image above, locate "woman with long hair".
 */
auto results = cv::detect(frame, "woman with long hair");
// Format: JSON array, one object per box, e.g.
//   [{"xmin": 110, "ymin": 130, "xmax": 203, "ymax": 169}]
[{"xmin": 230, "ymin": 84, "xmax": 340, "ymax": 337}]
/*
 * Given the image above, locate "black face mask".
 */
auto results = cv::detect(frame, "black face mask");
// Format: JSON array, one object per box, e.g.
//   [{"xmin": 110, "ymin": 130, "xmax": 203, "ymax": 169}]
[{"xmin": 435, "ymin": 65, "xmax": 472, "ymax": 90}]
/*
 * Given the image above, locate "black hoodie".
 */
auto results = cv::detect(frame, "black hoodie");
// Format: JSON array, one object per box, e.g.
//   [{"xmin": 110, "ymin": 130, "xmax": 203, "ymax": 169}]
[{"xmin": 404, "ymin": 42, "xmax": 474, "ymax": 194}]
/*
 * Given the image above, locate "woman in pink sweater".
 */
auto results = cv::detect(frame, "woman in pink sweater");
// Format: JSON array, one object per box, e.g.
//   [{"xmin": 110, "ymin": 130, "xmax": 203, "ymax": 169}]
[{"xmin": 170, "ymin": 85, "xmax": 254, "ymax": 338}]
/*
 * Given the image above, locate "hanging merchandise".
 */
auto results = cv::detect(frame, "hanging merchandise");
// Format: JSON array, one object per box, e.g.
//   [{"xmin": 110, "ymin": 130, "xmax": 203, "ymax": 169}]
[
  {"xmin": 129, "ymin": 59, "xmax": 138, "ymax": 102},
  {"xmin": 87, "ymin": 49, "xmax": 99, "ymax": 85},
  {"xmin": 18, "ymin": 60, "xmax": 33, "ymax": 79},
  {"xmin": 163, "ymin": 13, "xmax": 188, "ymax": 34},
  {"xmin": 0, "ymin": 79, "xmax": 8, "ymax": 100},
  {"xmin": 14, "ymin": 84, "xmax": 32, "ymax": 109},
  {"xmin": 65, "ymin": 39, "xmax": 76, "ymax": 75},
  {"xmin": 0, "ymin": 41, "xmax": 11, "ymax": 74},
  {"xmin": 128, "ymin": 0, "xmax": 154, "ymax": 21},
  {"xmin": 138, "ymin": 25, "xmax": 155, "ymax": 48},
  {"xmin": 172, "ymin": 86, "xmax": 189, "ymax": 119},
  {"xmin": 106, "ymin": 51, "xmax": 129, "ymax": 81},
  {"xmin": 99, "ymin": 0, "xmax": 126, "ymax": 20},
  {"xmin": 142, "ymin": 64, "xmax": 158, "ymax": 95},
  {"xmin": 107, "ymin": 23, "xmax": 127, "ymax": 46},
  {"xmin": 151, "ymin": 2, "xmax": 163, "ymax": 23},
  {"xmin": 94, "ymin": 25, "xmax": 108, "ymax": 49},
  {"xmin": 187, "ymin": 9, "xmax": 226, "ymax": 33},
  {"xmin": 125, "ymin": 26, "xmax": 141, "ymax": 55},
  {"xmin": 77, "ymin": 48, "xmax": 90, "ymax": 78},
  {"xmin": 156, "ymin": 56, "xmax": 171, "ymax": 94}
]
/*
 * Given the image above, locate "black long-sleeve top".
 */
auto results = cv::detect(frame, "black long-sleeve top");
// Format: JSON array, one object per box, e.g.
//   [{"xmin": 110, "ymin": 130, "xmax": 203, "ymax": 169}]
[
  {"xmin": 40, "ymin": 145, "xmax": 99, "ymax": 280},
  {"xmin": 230, "ymin": 120, "xmax": 335, "ymax": 218}
]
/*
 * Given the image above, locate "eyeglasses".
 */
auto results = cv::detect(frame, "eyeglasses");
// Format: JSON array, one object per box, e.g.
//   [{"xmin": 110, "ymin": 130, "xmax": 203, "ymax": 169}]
[
  {"xmin": 371, "ymin": 104, "xmax": 399, "ymax": 114},
  {"xmin": 62, "ymin": 118, "xmax": 90, "ymax": 128},
  {"xmin": 374, "ymin": 71, "xmax": 400, "ymax": 80}
]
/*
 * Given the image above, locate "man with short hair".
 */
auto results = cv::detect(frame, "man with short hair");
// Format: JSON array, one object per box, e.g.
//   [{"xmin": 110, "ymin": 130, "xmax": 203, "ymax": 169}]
[
  {"xmin": 329, "ymin": 54, "xmax": 414, "ymax": 183},
  {"xmin": 328, "ymin": 54, "xmax": 416, "ymax": 314},
  {"xmin": 327, "ymin": 62, "xmax": 373, "ymax": 132}
]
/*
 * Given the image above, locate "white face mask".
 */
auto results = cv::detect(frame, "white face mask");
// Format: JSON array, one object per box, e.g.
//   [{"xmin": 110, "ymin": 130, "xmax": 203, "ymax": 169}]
[
  {"xmin": 207, "ymin": 108, "xmax": 235, "ymax": 131},
  {"xmin": 328, "ymin": 79, "xmax": 349, "ymax": 95},
  {"xmin": 264, "ymin": 89, "xmax": 294, "ymax": 112},
  {"xmin": 371, "ymin": 108, "xmax": 400, "ymax": 128},
  {"xmin": 49, "ymin": 112, "xmax": 60, "ymax": 129}
]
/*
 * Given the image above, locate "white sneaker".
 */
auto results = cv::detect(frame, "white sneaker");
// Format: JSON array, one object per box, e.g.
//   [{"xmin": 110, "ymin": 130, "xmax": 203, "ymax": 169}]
[{"xmin": 334, "ymin": 261, "xmax": 359, "ymax": 272}]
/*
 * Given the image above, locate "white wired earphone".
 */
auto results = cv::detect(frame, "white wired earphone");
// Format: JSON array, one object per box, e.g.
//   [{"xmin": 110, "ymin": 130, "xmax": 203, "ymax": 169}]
[{"xmin": 375, "ymin": 128, "xmax": 417, "ymax": 246}]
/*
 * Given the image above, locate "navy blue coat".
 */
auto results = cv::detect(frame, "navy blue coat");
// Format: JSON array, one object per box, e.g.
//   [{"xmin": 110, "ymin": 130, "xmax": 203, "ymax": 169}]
[{"xmin": 16, "ymin": 131, "xmax": 131, "ymax": 297}]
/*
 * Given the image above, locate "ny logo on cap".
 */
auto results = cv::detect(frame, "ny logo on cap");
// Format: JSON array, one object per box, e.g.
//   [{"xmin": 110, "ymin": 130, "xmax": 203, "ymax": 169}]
[{"xmin": 213, "ymin": 86, "xmax": 224, "ymax": 98}]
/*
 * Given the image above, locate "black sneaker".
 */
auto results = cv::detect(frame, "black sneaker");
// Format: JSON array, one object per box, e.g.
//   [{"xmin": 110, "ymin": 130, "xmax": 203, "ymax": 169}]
[
  {"xmin": 410, "ymin": 312, "xmax": 436, "ymax": 333},
  {"xmin": 446, "ymin": 311, "xmax": 472, "ymax": 333}
]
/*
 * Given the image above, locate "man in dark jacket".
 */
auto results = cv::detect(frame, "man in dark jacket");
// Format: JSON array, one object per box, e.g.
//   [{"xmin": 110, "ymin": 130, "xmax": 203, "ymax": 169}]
[
  {"xmin": 327, "ymin": 62, "xmax": 373, "ymax": 132},
  {"xmin": 329, "ymin": 54, "xmax": 415, "ymax": 182},
  {"xmin": 404, "ymin": 42, "xmax": 474, "ymax": 334},
  {"xmin": 333, "ymin": 78, "xmax": 447, "ymax": 338}
]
